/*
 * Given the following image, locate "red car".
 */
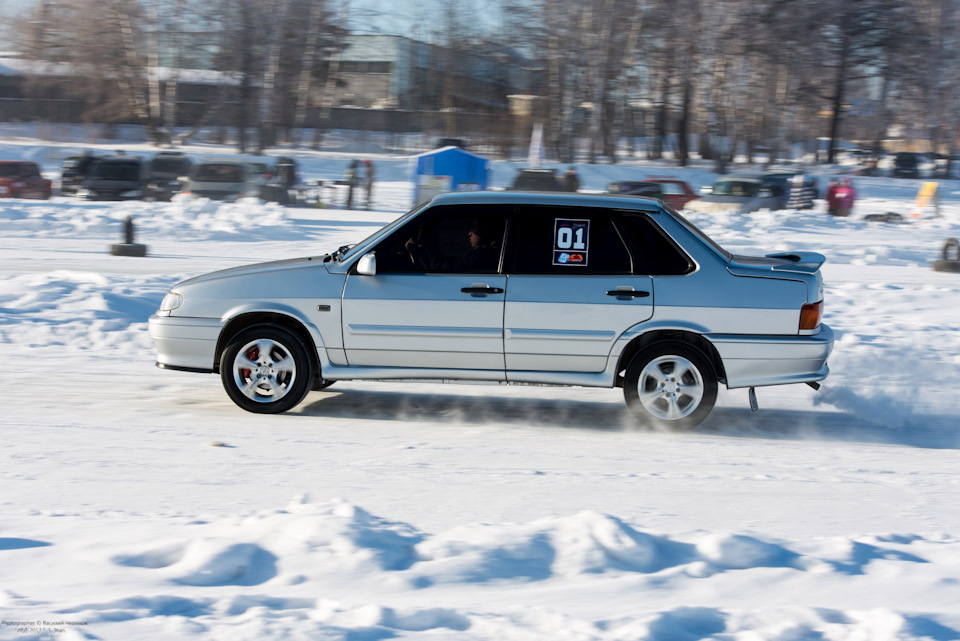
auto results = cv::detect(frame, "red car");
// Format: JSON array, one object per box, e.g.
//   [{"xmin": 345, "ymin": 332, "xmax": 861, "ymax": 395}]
[
  {"xmin": 646, "ymin": 177, "xmax": 700, "ymax": 210},
  {"xmin": 0, "ymin": 161, "xmax": 52, "ymax": 200}
]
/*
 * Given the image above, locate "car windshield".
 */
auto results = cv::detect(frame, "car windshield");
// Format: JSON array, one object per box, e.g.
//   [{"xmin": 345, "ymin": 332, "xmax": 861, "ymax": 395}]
[
  {"xmin": 0, "ymin": 165, "xmax": 19, "ymax": 178},
  {"xmin": 194, "ymin": 164, "xmax": 244, "ymax": 182},
  {"xmin": 151, "ymin": 158, "xmax": 191, "ymax": 175},
  {"xmin": 89, "ymin": 161, "xmax": 140, "ymax": 181},
  {"xmin": 712, "ymin": 180, "xmax": 760, "ymax": 198},
  {"xmin": 336, "ymin": 201, "xmax": 431, "ymax": 263}
]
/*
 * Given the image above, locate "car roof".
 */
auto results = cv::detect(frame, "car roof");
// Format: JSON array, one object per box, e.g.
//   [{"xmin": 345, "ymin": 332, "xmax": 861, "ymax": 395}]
[
  {"xmin": 429, "ymin": 190, "xmax": 663, "ymax": 210},
  {"xmin": 200, "ymin": 157, "xmax": 246, "ymax": 164}
]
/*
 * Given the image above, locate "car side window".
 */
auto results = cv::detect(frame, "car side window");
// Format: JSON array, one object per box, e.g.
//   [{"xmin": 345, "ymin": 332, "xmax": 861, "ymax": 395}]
[
  {"xmin": 509, "ymin": 207, "xmax": 632, "ymax": 275},
  {"xmin": 22, "ymin": 164, "xmax": 41, "ymax": 179},
  {"xmin": 375, "ymin": 204, "xmax": 510, "ymax": 274},
  {"xmin": 659, "ymin": 182, "xmax": 683, "ymax": 196},
  {"xmin": 618, "ymin": 214, "xmax": 693, "ymax": 276}
]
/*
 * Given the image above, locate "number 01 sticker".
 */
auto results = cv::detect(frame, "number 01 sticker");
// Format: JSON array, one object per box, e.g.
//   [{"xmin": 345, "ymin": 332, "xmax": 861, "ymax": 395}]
[{"xmin": 553, "ymin": 218, "xmax": 589, "ymax": 266}]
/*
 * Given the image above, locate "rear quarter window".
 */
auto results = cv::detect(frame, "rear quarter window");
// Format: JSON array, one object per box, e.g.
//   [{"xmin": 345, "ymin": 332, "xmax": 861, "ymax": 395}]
[{"xmin": 618, "ymin": 214, "xmax": 693, "ymax": 276}]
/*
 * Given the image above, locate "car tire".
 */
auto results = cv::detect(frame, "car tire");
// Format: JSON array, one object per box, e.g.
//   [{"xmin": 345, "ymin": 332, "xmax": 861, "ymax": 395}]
[
  {"xmin": 942, "ymin": 238, "xmax": 959, "ymax": 262},
  {"xmin": 220, "ymin": 324, "xmax": 314, "ymax": 414},
  {"xmin": 623, "ymin": 341, "xmax": 718, "ymax": 431}
]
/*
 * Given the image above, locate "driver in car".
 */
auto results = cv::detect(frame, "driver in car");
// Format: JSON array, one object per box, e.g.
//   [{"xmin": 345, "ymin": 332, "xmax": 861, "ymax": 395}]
[{"xmin": 405, "ymin": 219, "xmax": 499, "ymax": 272}]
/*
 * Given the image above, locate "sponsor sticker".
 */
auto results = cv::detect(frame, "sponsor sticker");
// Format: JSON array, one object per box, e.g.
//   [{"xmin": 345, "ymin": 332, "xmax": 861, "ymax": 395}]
[{"xmin": 553, "ymin": 219, "xmax": 589, "ymax": 266}]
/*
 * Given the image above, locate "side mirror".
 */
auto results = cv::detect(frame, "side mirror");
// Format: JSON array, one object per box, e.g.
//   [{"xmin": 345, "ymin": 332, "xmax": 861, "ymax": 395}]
[
  {"xmin": 700, "ymin": 185, "xmax": 713, "ymax": 195},
  {"xmin": 356, "ymin": 253, "xmax": 376, "ymax": 276}
]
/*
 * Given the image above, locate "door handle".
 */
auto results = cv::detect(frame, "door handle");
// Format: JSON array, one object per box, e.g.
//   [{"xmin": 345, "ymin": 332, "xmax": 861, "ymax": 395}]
[
  {"xmin": 606, "ymin": 289, "xmax": 650, "ymax": 298},
  {"xmin": 461, "ymin": 285, "xmax": 504, "ymax": 295}
]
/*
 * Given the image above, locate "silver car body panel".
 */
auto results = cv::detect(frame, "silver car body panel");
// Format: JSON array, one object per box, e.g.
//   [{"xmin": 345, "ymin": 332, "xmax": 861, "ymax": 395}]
[{"xmin": 149, "ymin": 191, "xmax": 833, "ymax": 392}]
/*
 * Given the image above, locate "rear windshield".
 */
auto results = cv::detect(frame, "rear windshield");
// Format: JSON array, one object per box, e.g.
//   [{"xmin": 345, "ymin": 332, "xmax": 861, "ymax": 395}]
[
  {"xmin": 513, "ymin": 174, "xmax": 559, "ymax": 190},
  {"xmin": 89, "ymin": 161, "xmax": 141, "ymax": 181},
  {"xmin": 712, "ymin": 180, "xmax": 760, "ymax": 198},
  {"xmin": 194, "ymin": 163, "xmax": 244, "ymax": 182},
  {"xmin": 895, "ymin": 154, "xmax": 918, "ymax": 167},
  {"xmin": 151, "ymin": 158, "xmax": 191, "ymax": 174}
]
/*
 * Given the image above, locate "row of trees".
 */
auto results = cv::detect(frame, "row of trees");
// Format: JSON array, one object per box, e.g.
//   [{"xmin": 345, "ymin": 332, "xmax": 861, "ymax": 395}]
[
  {"xmin": 8, "ymin": 0, "xmax": 960, "ymax": 165},
  {"xmin": 502, "ymin": 0, "xmax": 960, "ymax": 165}
]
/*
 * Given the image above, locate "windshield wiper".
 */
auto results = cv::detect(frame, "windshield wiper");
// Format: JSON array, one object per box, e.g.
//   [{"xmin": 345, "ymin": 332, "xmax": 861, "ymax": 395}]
[{"xmin": 328, "ymin": 244, "xmax": 355, "ymax": 262}]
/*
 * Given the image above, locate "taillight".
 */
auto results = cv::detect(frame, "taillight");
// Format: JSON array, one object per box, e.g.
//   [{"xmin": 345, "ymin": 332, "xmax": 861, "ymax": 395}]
[{"xmin": 799, "ymin": 301, "xmax": 823, "ymax": 330}]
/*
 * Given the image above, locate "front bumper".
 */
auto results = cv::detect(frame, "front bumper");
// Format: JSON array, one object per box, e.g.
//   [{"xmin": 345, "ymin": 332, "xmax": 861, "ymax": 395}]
[
  {"xmin": 710, "ymin": 324, "xmax": 835, "ymax": 389},
  {"xmin": 148, "ymin": 314, "xmax": 223, "ymax": 372}
]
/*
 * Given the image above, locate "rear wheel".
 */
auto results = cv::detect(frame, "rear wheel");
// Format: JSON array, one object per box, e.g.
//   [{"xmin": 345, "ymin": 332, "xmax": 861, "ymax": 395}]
[
  {"xmin": 220, "ymin": 325, "xmax": 313, "ymax": 414},
  {"xmin": 623, "ymin": 341, "xmax": 718, "ymax": 431}
]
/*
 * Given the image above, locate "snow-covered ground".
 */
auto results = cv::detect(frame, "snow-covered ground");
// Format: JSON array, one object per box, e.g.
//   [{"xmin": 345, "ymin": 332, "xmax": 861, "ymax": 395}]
[{"xmin": 2, "ymin": 133, "xmax": 960, "ymax": 641}]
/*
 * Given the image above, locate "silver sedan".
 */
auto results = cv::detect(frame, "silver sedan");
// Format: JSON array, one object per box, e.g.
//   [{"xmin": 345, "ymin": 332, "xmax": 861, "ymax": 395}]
[{"xmin": 149, "ymin": 191, "xmax": 833, "ymax": 430}]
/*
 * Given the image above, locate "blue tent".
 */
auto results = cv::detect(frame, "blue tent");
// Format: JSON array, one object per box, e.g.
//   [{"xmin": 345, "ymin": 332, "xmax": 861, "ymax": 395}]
[{"xmin": 411, "ymin": 146, "xmax": 491, "ymax": 206}]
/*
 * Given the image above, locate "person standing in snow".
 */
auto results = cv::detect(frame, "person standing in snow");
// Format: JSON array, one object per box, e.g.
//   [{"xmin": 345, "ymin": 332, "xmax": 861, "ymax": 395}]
[
  {"xmin": 363, "ymin": 159, "xmax": 375, "ymax": 210},
  {"xmin": 834, "ymin": 178, "xmax": 856, "ymax": 217},
  {"xmin": 345, "ymin": 159, "xmax": 359, "ymax": 209},
  {"xmin": 563, "ymin": 166, "xmax": 581, "ymax": 192}
]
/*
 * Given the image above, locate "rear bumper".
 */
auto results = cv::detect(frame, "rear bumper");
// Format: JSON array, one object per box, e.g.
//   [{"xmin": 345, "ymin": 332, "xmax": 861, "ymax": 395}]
[
  {"xmin": 148, "ymin": 314, "xmax": 223, "ymax": 372},
  {"xmin": 709, "ymin": 324, "xmax": 835, "ymax": 389}
]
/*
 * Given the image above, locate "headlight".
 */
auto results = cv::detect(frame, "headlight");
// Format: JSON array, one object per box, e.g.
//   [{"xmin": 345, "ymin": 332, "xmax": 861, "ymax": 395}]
[
  {"xmin": 0, "ymin": 185, "xmax": 9, "ymax": 196},
  {"xmin": 76, "ymin": 189, "xmax": 92, "ymax": 199},
  {"xmin": 120, "ymin": 189, "xmax": 143, "ymax": 198},
  {"xmin": 159, "ymin": 291, "xmax": 183, "ymax": 312}
]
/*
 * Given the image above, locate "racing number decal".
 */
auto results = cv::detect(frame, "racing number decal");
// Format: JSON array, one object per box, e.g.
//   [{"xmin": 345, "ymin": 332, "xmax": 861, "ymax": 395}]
[{"xmin": 553, "ymin": 218, "xmax": 589, "ymax": 266}]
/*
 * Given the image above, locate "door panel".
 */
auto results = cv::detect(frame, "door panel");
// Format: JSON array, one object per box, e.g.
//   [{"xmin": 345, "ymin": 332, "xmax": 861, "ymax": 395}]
[
  {"xmin": 503, "ymin": 206, "xmax": 653, "ymax": 374},
  {"xmin": 342, "ymin": 273, "xmax": 506, "ymax": 370},
  {"xmin": 504, "ymin": 275, "xmax": 653, "ymax": 372}
]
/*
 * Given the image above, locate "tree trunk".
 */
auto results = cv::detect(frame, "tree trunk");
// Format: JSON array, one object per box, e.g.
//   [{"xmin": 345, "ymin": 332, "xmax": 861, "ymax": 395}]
[
  {"xmin": 292, "ymin": 0, "xmax": 322, "ymax": 147},
  {"xmin": 826, "ymin": 28, "xmax": 851, "ymax": 165}
]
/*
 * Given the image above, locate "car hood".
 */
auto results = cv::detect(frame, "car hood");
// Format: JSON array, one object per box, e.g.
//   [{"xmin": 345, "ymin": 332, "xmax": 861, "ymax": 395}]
[{"xmin": 177, "ymin": 256, "xmax": 331, "ymax": 288}]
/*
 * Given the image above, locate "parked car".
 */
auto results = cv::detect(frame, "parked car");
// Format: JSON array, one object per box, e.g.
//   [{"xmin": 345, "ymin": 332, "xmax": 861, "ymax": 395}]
[
  {"xmin": 145, "ymin": 151, "xmax": 193, "ymax": 201},
  {"xmin": 150, "ymin": 191, "xmax": 833, "ymax": 431},
  {"xmin": 437, "ymin": 138, "xmax": 468, "ymax": 150},
  {"xmin": 609, "ymin": 181, "xmax": 665, "ymax": 199},
  {"xmin": 609, "ymin": 178, "xmax": 700, "ymax": 210},
  {"xmin": 76, "ymin": 156, "xmax": 146, "ymax": 201},
  {"xmin": 891, "ymin": 152, "xmax": 935, "ymax": 179},
  {"xmin": 509, "ymin": 168, "xmax": 563, "ymax": 191},
  {"xmin": 60, "ymin": 154, "xmax": 104, "ymax": 195},
  {"xmin": 0, "ymin": 161, "xmax": 52, "ymax": 199},
  {"xmin": 180, "ymin": 159, "xmax": 261, "ymax": 202},
  {"xmin": 686, "ymin": 170, "xmax": 811, "ymax": 214},
  {"xmin": 246, "ymin": 161, "xmax": 273, "ymax": 186},
  {"xmin": 647, "ymin": 178, "xmax": 700, "ymax": 210}
]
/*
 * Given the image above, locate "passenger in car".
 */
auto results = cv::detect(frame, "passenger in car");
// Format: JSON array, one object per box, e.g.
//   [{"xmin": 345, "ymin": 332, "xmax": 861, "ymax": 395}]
[{"xmin": 405, "ymin": 219, "xmax": 499, "ymax": 272}]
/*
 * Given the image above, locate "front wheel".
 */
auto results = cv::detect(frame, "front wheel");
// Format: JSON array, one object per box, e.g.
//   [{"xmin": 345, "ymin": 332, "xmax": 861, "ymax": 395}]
[
  {"xmin": 220, "ymin": 325, "xmax": 314, "ymax": 414},
  {"xmin": 623, "ymin": 341, "xmax": 718, "ymax": 431}
]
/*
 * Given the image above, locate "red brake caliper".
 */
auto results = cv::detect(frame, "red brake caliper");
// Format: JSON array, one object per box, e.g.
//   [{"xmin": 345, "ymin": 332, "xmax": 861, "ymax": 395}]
[{"xmin": 242, "ymin": 346, "xmax": 259, "ymax": 381}]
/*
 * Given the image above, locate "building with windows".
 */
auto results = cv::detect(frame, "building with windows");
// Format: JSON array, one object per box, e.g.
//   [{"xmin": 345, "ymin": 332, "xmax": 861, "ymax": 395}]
[{"xmin": 326, "ymin": 35, "xmax": 543, "ymax": 113}]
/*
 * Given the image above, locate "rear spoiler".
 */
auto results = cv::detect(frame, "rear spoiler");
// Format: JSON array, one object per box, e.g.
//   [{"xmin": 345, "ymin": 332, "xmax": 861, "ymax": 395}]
[
  {"xmin": 765, "ymin": 252, "xmax": 827, "ymax": 274},
  {"xmin": 727, "ymin": 252, "xmax": 826, "ymax": 276}
]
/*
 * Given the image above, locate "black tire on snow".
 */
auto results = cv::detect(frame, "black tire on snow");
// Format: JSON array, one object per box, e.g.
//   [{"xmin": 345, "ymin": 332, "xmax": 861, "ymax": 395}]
[
  {"xmin": 220, "ymin": 324, "xmax": 314, "ymax": 414},
  {"xmin": 623, "ymin": 341, "xmax": 718, "ymax": 431}
]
